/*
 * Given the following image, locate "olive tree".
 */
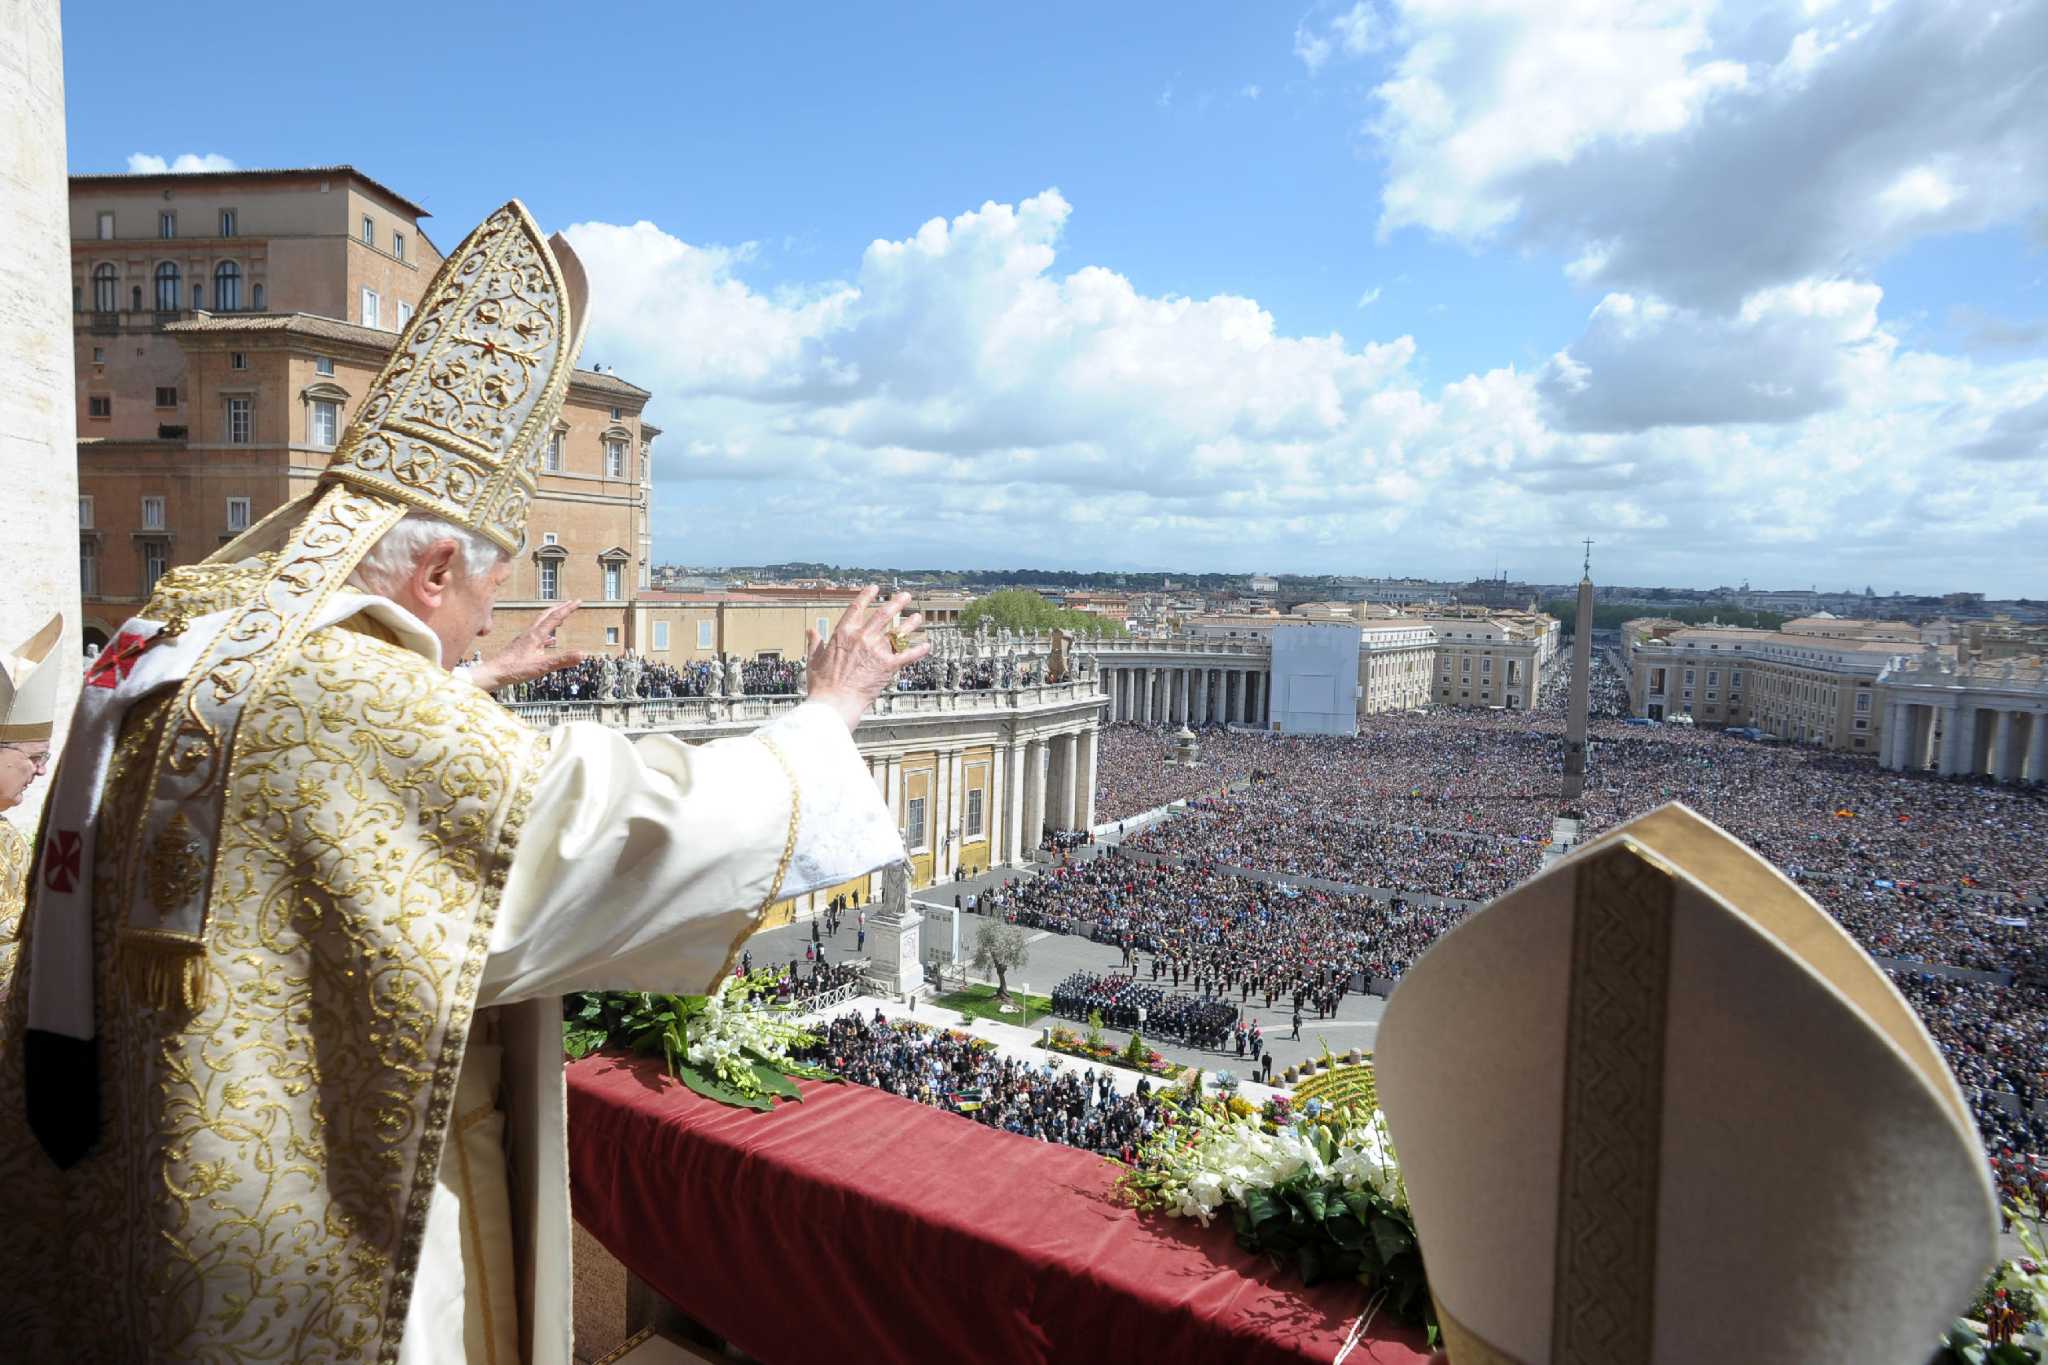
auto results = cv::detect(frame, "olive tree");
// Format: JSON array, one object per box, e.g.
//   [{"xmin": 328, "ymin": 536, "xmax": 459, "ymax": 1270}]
[{"xmin": 971, "ymin": 921, "xmax": 1032, "ymax": 1002}]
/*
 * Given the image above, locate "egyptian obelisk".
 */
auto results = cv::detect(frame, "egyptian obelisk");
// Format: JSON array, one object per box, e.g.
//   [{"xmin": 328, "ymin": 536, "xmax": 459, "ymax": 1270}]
[{"xmin": 1561, "ymin": 542, "xmax": 1593, "ymax": 800}]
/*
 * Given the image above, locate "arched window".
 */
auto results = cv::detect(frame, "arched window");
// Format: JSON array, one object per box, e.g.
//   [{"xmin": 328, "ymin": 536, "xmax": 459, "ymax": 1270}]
[
  {"xmin": 251, "ymin": 282, "xmax": 265, "ymax": 311},
  {"xmin": 92, "ymin": 263, "xmax": 117, "ymax": 312},
  {"xmin": 214, "ymin": 261, "xmax": 241, "ymax": 312},
  {"xmin": 154, "ymin": 261, "xmax": 181, "ymax": 312}
]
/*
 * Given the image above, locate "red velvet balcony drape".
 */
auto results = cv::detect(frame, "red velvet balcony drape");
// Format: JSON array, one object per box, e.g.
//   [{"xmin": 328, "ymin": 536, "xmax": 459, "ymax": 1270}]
[{"xmin": 569, "ymin": 1054, "xmax": 1432, "ymax": 1365}]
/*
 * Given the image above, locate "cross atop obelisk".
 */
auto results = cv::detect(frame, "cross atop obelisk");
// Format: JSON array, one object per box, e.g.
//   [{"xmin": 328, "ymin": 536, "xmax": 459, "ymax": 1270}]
[{"xmin": 1562, "ymin": 542, "xmax": 1594, "ymax": 800}]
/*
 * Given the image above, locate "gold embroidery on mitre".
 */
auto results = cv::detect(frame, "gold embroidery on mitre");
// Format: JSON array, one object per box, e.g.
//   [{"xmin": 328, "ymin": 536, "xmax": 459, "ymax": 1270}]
[
  {"xmin": 1550, "ymin": 839, "xmax": 1673, "ymax": 1365},
  {"xmin": 324, "ymin": 201, "xmax": 584, "ymax": 555}
]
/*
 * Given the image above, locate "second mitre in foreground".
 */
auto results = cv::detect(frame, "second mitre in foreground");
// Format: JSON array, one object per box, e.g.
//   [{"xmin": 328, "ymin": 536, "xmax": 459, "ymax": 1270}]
[{"xmin": 1379, "ymin": 801, "xmax": 1998, "ymax": 1365}]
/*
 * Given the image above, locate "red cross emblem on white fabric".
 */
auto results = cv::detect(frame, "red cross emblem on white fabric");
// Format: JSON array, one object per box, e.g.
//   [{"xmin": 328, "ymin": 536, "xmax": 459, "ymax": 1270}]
[{"xmin": 85, "ymin": 631, "xmax": 152, "ymax": 690}]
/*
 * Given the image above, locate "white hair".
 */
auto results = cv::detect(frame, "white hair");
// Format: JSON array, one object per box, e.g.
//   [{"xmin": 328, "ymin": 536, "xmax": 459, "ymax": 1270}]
[{"xmin": 349, "ymin": 513, "xmax": 507, "ymax": 598}]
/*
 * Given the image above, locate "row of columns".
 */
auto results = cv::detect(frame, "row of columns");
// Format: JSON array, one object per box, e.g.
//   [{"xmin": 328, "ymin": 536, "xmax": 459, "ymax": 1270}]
[
  {"xmin": 1102, "ymin": 665, "xmax": 1267, "ymax": 728},
  {"xmin": 1882, "ymin": 699, "xmax": 2048, "ymax": 783},
  {"xmin": 866, "ymin": 726, "xmax": 1100, "ymax": 878}
]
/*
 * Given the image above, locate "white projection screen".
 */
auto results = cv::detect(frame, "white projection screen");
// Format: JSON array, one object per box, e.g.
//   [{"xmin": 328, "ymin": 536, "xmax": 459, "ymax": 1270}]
[{"xmin": 1268, "ymin": 623, "xmax": 1362, "ymax": 735}]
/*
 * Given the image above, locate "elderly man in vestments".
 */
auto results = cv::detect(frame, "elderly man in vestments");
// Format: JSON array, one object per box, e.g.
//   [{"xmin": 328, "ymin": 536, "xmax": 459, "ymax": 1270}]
[{"xmin": 0, "ymin": 202, "xmax": 922, "ymax": 1363}]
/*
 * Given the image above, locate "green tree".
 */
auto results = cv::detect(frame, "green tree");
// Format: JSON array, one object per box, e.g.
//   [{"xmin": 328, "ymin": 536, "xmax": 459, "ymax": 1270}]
[
  {"xmin": 959, "ymin": 589, "xmax": 1127, "ymax": 638},
  {"xmin": 971, "ymin": 921, "xmax": 1032, "ymax": 1001}
]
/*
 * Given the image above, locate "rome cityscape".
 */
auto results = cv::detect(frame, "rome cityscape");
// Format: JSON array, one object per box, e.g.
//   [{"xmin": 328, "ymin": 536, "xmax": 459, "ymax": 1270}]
[{"xmin": 2, "ymin": 2, "xmax": 2046, "ymax": 1362}]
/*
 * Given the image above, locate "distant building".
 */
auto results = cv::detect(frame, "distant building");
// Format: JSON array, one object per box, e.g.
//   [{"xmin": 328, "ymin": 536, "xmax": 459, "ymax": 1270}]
[{"xmin": 1627, "ymin": 620, "xmax": 1910, "ymax": 753}]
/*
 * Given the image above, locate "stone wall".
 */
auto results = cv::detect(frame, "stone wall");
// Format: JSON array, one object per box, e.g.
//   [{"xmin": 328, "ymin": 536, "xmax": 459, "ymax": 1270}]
[{"xmin": 0, "ymin": 0, "xmax": 83, "ymax": 823}]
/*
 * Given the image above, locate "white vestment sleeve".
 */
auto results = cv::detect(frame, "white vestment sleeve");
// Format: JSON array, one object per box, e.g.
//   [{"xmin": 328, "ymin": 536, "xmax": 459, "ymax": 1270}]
[{"xmin": 479, "ymin": 701, "xmax": 903, "ymax": 1005}]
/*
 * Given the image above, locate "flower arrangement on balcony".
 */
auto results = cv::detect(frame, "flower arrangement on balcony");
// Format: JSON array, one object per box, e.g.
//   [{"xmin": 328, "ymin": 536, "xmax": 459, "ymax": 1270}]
[
  {"xmin": 1945, "ymin": 1207, "xmax": 2047, "ymax": 1362},
  {"xmin": 562, "ymin": 971, "xmax": 838, "ymax": 1111},
  {"xmin": 1291, "ymin": 1058, "xmax": 1379, "ymax": 1113},
  {"xmin": 1044, "ymin": 1024, "xmax": 1184, "ymax": 1079},
  {"xmin": 1114, "ymin": 1097, "xmax": 1430, "ymax": 1330}
]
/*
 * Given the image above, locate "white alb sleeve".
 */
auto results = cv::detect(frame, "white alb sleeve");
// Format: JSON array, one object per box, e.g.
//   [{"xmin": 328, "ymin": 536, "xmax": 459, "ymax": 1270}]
[{"xmin": 479, "ymin": 701, "xmax": 903, "ymax": 1005}]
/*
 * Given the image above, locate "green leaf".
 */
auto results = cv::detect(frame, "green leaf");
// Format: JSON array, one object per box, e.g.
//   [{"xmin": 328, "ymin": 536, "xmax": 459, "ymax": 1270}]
[
  {"xmin": 1244, "ymin": 1187, "xmax": 1285, "ymax": 1236},
  {"xmin": 1324, "ymin": 1212, "xmax": 1368, "ymax": 1252},
  {"xmin": 1297, "ymin": 1185, "xmax": 1329, "ymax": 1223},
  {"xmin": 675, "ymin": 1063, "xmax": 773, "ymax": 1111},
  {"xmin": 749, "ymin": 1063, "xmax": 804, "ymax": 1102},
  {"xmin": 1371, "ymin": 1215, "xmax": 1416, "ymax": 1266}
]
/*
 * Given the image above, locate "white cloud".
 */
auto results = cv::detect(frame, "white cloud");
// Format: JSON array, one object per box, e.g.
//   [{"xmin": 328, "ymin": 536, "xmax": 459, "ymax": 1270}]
[
  {"xmin": 125, "ymin": 152, "xmax": 237, "ymax": 174},
  {"xmin": 1297, "ymin": 3, "xmax": 1380, "ymax": 72},
  {"xmin": 569, "ymin": 191, "xmax": 2047, "ymax": 591},
  {"xmin": 1357, "ymin": 286, "xmax": 1382, "ymax": 307},
  {"xmin": 1364, "ymin": 0, "xmax": 2048, "ymax": 308},
  {"xmin": 1538, "ymin": 278, "xmax": 1891, "ymax": 431},
  {"xmin": 1241, "ymin": 83, "xmax": 1263, "ymax": 100},
  {"xmin": 1294, "ymin": 22, "xmax": 1334, "ymax": 73}
]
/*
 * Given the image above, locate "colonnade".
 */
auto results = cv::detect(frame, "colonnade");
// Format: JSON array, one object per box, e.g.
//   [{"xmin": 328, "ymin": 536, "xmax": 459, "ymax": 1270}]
[
  {"xmin": 863, "ymin": 724, "xmax": 1101, "ymax": 878},
  {"xmin": 1881, "ymin": 698, "xmax": 2048, "ymax": 783},
  {"xmin": 1101, "ymin": 664, "xmax": 1268, "ymax": 728}
]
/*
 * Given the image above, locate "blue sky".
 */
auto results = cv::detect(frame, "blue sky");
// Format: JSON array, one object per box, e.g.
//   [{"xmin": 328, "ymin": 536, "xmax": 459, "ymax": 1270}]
[{"xmin": 64, "ymin": 1, "xmax": 2048, "ymax": 593}]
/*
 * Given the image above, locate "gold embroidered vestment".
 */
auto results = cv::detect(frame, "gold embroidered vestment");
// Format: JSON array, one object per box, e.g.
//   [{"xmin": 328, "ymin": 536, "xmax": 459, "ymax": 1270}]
[{"xmin": 2, "ymin": 619, "xmax": 547, "ymax": 1362}]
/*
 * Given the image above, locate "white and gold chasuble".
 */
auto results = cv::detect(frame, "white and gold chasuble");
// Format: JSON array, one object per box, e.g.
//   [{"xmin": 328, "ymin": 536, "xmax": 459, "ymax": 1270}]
[{"xmin": 0, "ymin": 599, "xmax": 903, "ymax": 1364}]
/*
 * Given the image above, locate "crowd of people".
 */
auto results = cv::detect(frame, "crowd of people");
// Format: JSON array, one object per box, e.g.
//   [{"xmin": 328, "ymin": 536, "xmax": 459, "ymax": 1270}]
[
  {"xmin": 1049, "ymin": 971, "xmax": 1240, "ymax": 1050},
  {"xmin": 982, "ymin": 848, "xmax": 1452, "ymax": 996},
  {"xmin": 1053, "ymin": 651, "xmax": 2046, "ymax": 1192},
  {"xmin": 795, "ymin": 1012, "xmax": 1170, "ymax": 1159}
]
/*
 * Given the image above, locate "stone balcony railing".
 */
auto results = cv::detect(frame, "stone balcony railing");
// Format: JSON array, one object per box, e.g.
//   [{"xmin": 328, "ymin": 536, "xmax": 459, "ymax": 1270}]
[
  {"xmin": 1090, "ymin": 637, "xmax": 1270, "ymax": 659},
  {"xmin": 505, "ymin": 679, "xmax": 1107, "ymax": 732}
]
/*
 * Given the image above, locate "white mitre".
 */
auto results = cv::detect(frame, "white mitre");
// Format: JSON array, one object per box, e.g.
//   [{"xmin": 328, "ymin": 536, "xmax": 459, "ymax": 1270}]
[
  {"xmin": 0, "ymin": 613, "xmax": 62, "ymax": 742},
  {"xmin": 1377, "ymin": 801, "xmax": 1997, "ymax": 1365}
]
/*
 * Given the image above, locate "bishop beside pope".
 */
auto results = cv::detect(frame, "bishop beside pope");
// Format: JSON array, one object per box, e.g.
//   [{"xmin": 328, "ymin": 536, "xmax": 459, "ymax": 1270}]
[{"xmin": 0, "ymin": 202, "xmax": 926, "ymax": 1363}]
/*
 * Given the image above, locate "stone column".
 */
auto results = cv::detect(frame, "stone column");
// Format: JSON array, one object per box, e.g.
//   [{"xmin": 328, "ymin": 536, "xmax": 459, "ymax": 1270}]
[
  {"xmin": 1023, "ymin": 738, "xmax": 1046, "ymax": 850},
  {"xmin": 1991, "ymin": 709, "xmax": 2019, "ymax": 783},
  {"xmin": 0, "ymin": 0, "xmax": 83, "ymax": 828},
  {"xmin": 1939, "ymin": 704, "xmax": 1972, "ymax": 776},
  {"xmin": 1249, "ymin": 672, "xmax": 1263, "ymax": 727},
  {"xmin": 883, "ymin": 755, "xmax": 902, "ymax": 826},
  {"xmin": 1195, "ymin": 668, "xmax": 1209, "ymax": 726},
  {"xmin": 1074, "ymin": 728, "xmax": 1098, "ymax": 831},
  {"xmin": 1176, "ymin": 668, "xmax": 1190, "ymax": 726},
  {"xmin": 1005, "ymin": 738, "xmax": 1027, "ymax": 864},
  {"xmin": 1913, "ymin": 705, "xmax": 1936, "ymax": 770},
  {"xmin": 1880, "ymin": 699, "xmax": 1903, "ymax": 769},
  {"xmin": 1141, "ymin": 668, "xmax": 1154, "ymax": 724},
  {"xmin": 2026, "ymin": 711, "xmax": 2048, "ymax": 786},
  {"xmin": 1050, "ymin": 733, "xmax": 1077, "ymax": 830}
]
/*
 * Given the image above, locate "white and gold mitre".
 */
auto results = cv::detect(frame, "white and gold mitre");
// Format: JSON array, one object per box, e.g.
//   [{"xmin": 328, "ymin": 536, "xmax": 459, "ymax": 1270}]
[
  {"xmin": 0, "ymin": 613, "xmax": 63, "ymax": 742},
  {"xmin": 1376, "ymin": 802, "xmax": 1996, "ymax": 1365},
  {"xmin": 321, "ymin": 199, "xmax": 590, "ymax": 553}
]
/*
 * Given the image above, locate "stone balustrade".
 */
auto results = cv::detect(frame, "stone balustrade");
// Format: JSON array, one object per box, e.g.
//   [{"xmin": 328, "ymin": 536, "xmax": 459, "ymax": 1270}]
[{"xmin": 505, "ymin": 679, "xmax": 1106, "ymax": 732}]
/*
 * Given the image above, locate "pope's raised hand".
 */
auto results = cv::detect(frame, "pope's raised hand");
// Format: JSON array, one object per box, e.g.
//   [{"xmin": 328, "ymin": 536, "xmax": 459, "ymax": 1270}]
[
  {"xmin": 468, "ymin": 599, "xmax": 587, "ymax": 692},
  {"xmin": 806, "ymin": 586, "xmax": 931, "ymax": 732}
]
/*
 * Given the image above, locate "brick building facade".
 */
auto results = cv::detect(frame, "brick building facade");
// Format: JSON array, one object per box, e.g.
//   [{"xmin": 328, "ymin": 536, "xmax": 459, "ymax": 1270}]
[{"xmin": 68, "ymin": 165, "xmax": 652, "ymax": 656}]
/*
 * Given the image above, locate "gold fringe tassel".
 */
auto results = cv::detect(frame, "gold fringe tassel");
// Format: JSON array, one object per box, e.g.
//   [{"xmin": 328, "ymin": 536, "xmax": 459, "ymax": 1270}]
[{"xmin": 116, "ymin": 932, "xmax": 210, "ymax": 1012}]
